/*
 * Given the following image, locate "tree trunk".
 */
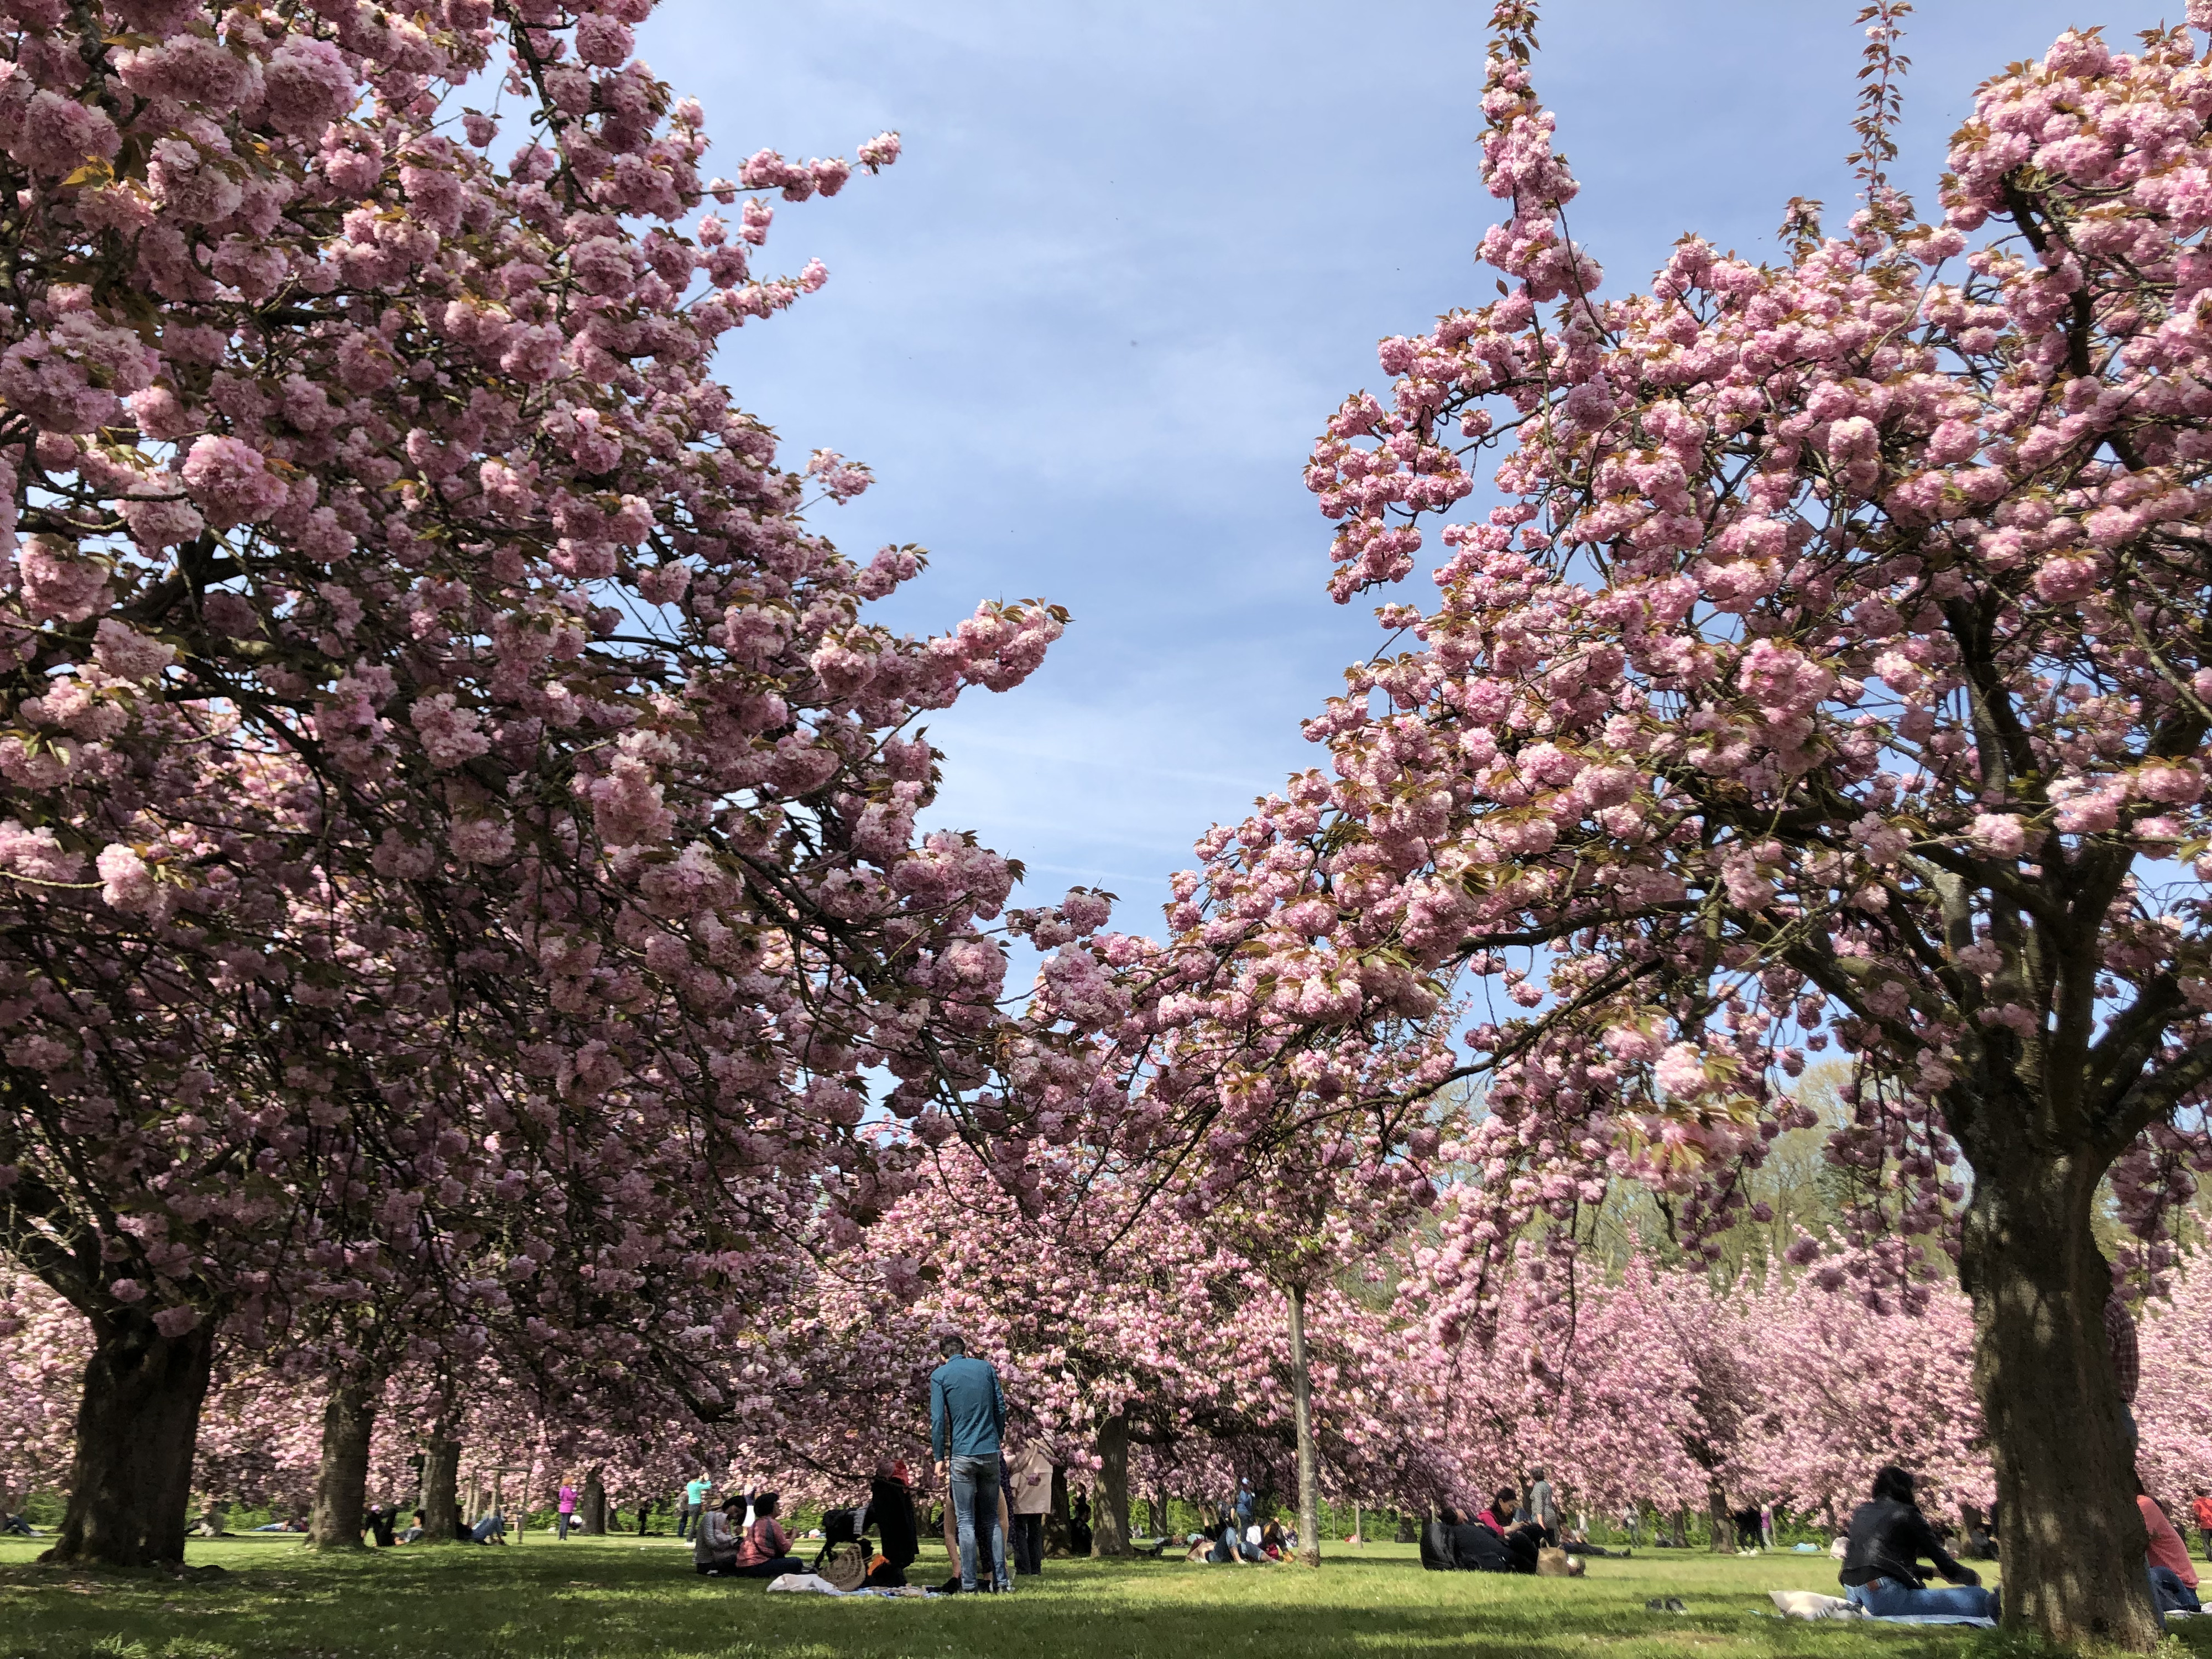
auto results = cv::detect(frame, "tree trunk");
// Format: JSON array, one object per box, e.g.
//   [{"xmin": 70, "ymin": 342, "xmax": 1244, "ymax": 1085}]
[
  {"xmin": 1707, "ymin": 1480, "xmax": 1730, "ymax": 1553},
  {"xmin": 1959, "ymin": 1145, "xmax": 2158, "ymax": 1649},
  {"xmin": 581, "ymin": 1466, "xmax": 607, "ymax": 1535},
  {"xmin": 1090, "ymin": 1415, "xmax": 1131, "ymax": 1557},
  {"xmin": 418, "ymin": 1433, "xmax": 461, "ymax": 1542},
  {"xmin": 1287, "ymin": 1282, "xmax": 1322, "ymax": 1569},
  {"xmin": 306, "ymin": 1367, "xmax": 379, "ymax": 1550},
  {"xmin": 39, "ymin": 1308, "xmax": 215, "ymax": 1568},
  {"xmin": 1045, "ymin": 1465, "xmax": 1071, "ymax": 1556}
]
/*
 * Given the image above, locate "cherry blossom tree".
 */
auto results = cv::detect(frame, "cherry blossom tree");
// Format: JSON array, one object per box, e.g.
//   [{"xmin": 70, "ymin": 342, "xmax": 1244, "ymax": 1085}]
[
  {"xmin": 1118, "ymin": 2, "xmax": 2212, "ymax": 1642},
  {"xmin": 714, "ymin": 1141, "xmax": 1457, "ymax": 1556},
  {"xmin": 2133, "ymin": 1262, "xmax": 2212, "ymax": 1510},
  {"xmin": 0, "ymin": 0, "xmax": 1074, "ymax": 1569}
]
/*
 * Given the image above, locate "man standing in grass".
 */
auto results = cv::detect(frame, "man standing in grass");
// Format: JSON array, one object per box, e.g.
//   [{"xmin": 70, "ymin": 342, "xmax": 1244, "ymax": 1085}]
[
  {"xmin": 1527, "ymin": 1469, "xmax": 1561, "ymax": 1546},
  {"xmin": 679, "ymin": 1472, "xmax": 712, "ymax": 1541},
  {"xmin": 930, "ymin": 1332, "xmax": 1010, "ymax": 1594}
]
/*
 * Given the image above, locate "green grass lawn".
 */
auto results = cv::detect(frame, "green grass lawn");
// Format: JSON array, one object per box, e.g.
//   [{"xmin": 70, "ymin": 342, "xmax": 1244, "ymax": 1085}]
[{"xmin": 1, "ymin": 1532, "xmax": 2204, "ymax": 1659}]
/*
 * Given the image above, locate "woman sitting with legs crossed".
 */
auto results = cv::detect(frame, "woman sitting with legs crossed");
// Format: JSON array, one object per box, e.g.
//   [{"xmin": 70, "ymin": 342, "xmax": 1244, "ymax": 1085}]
[{"xmin": 729, "ymin": 1491, "xmax": 806, "ymax": 1580}]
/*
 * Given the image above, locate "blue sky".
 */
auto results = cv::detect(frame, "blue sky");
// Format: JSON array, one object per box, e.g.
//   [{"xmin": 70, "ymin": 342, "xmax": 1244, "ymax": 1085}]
[{"xmin": 640, "ymin": 0, "xmax": 2148, "ymax": 938}]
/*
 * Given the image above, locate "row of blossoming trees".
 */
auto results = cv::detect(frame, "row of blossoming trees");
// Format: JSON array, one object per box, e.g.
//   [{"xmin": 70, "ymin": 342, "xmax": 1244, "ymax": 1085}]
[
  {"xmin": 6, "ymin": 0, "xmax": 2212, "ymax": 1648},
  {"xmin": 13, "ymin": 1201, "xmax": 2212, "ymax": 1561}
]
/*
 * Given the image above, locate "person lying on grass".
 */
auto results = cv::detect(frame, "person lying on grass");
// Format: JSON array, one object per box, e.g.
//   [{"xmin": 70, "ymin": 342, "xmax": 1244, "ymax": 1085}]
[
  {"xmin": 1838, "ymin": 1466, "xmax": 1995, "ymax": 1621},
  {"xmin": 1562, "ymin": 1528, "xmax": 1630, "ymax": 1559}
]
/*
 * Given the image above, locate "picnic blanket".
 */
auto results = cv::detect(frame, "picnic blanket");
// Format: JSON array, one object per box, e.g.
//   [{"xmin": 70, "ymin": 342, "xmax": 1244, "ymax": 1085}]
[
  {"xmin": 765, "ymin": 1573, "xmax": 933, "ymax": 1598},
  {"xmin": 1768, "ymin": 1590, "xmax": 1993, "ymax": 1627}
]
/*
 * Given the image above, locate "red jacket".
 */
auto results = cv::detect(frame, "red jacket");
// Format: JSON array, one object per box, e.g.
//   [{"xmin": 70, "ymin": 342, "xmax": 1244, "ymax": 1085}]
[{"xmin": 734, "ymin": 1517, "xmax": 789, "ymax": 1567}]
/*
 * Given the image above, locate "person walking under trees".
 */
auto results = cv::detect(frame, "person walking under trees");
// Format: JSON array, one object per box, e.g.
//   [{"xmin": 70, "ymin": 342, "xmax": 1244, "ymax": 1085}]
[
  {"xmin": 556, "ymin": 1481, "xmax": 577, "ymax": 1541},
  {"xmin": 930, "ymin": 1332, "xmax": 1011, "ymax": 1594},
  {"xmin": 2192, "ymin": 1490, "xmax": 2212, "ymax": 1561}
]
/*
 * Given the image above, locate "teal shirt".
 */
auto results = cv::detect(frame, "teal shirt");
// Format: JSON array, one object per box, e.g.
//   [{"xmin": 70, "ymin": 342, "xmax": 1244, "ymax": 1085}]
[{"xmin": 929, "ymin": 1355, "xmax": 1006, "ymax": 1460}]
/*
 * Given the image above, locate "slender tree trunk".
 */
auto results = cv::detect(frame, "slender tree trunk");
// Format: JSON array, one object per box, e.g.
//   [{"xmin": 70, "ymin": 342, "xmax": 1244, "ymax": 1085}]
[
  {"xmin": 581, "ymin": 1466, "xmax": 607, "ymax": 1535},
  {"xmin": 40, "ymin": 1309, "xmax": 216, "ymax": 1568},
  {"xmin": 1090, "ymin": 1416, "xmax": 1131, "ymax": 1557},
  {"xmin": 306, "ymin": 1366, "xmax": 380, "ymax": 1549},
  {"xmin": 1707, "ymin": 1480, "xmax": 1730, "ymax": 1553},
  {"xmin": 1045, "ymin": 1465, "xmax": 1071, "ymax": 1556},
  {"xmin": 1959, "ymin": 1144, "xmax": 2158, "ymax": 1650},
  {"xmin": 418, "ymin": 1433, "xmax": 461, "ymax": 1542},
  {"xmin": 1287, "ymin": 1282, "xmax": 1321, "ymax": 1569}
]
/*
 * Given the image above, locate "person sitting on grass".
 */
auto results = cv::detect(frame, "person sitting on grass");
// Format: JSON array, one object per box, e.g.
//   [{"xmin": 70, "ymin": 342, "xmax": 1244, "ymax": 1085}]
[
  {"xmin": 2138, "ymin": 1476, "xmax": 2200, "ymax": 1615},
  {"xmin": 1439, "ymin": 1504, "xmax": 1517, "ymax": 1573},
  {"xmin": 729, "ymin": 1490, "xmax": 805, "ymax": 1580},
  {"xmin": 693, "ymin": 1495, "xmax": 741, "ymax": 1575},
  {"xmin": 1838, "ymin": 1466, "xmax": 1995, "ymax": 1621},
  {"xmin": 1208, "ymin": 1503, "xmax": 1254, "ymax": 1564},
  {"xmin": 1421, "ymin": 1509, "xmax": 1453, "ymax": 1571},
  {"xmin": 1475, "ymin": 1488, "xmax": 1544, "ymax": 1574},
  {"xmin": 469, "ymin": 1511, "xmax": 508, "ymax": 1545}
]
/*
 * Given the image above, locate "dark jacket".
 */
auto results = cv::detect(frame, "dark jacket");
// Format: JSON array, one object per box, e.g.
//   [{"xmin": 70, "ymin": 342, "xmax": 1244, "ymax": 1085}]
[
  {"xmin": 1420, "ymin": 1517, "xmax": 1453, "ymax": 1571},
  {"xmin": 928, "ymin": 1355, "xmax": 1006, "ymax": 1460},
  {"xmin": 1839, "ymin": 1498, "xmax": 1973, "ymax": 1591},
  {"xmin": 1451, "ymin": 1520, "xmax": 1518, "ymax": 1572},
  {"xmin": 869, "ymin": 1477, "xmax": 918, "ymax": 1568}
]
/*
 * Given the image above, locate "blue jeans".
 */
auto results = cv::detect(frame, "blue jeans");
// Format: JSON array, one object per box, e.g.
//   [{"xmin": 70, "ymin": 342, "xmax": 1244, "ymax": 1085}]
[
  {"xmin": 2152, "ymin": 1565, "xmax": 2200, "ymax": 1614},
  {"xmin": 948, "ymin": 1454, "xmax": 1008, "ymax": 1590},
  {"xmin": 1846, "ymin": 1579, "xmax": 1995, "ymax": 1619}
]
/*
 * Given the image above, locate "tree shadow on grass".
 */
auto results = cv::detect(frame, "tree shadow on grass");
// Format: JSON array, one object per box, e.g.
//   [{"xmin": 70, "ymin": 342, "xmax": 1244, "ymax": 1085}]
[{"xmin": 6, "ymin": 1543, "xmax": 2211, "ymax": 1659}]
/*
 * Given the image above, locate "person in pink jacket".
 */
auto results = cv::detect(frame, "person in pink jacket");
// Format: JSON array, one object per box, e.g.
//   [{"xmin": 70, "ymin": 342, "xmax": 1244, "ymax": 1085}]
[{"xmin": 556, "ymin": 1482, "xmax": 577, "ymax": 1540}]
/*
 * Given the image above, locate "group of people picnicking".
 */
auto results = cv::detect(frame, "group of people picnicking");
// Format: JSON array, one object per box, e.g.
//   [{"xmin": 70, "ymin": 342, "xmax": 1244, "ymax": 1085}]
[
  {"xmin": 1420, "ymin": 1468, "xmax": 1630, "ymax": 1578},
  {"xmin": 689, "ymin": 1332, "xmax": 1057, "ymax": 1592},
  {"xmin": 149, "ymin": 1306, "xmax": 2182, "ymax": 1618}
]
